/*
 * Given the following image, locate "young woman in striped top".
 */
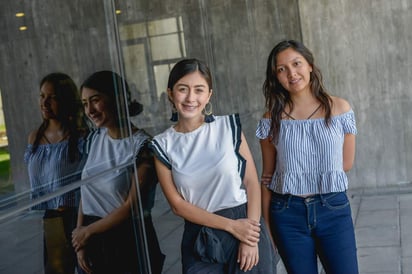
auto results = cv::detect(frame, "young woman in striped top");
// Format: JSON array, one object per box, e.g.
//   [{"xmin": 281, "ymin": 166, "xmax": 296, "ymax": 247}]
[
  {"xmin": 25, "ymin": 72, "xmax": 85, "ymax": 273},
  {"xmin": 256, "ymin": 40, "xmax": 359, "ymax": 274}
]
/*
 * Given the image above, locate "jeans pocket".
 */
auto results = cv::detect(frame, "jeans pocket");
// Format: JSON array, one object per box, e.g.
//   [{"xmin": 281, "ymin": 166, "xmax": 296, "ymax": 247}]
[
  {"xmin": 270, "ymin": 196, "xmax": 288, "ymax": 213},
  {"xmin": 323, "ymin": 192, "xmax": 350, "ymax": 210}
]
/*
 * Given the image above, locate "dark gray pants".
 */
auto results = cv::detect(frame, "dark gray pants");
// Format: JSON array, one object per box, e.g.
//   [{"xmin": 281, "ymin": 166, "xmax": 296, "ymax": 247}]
[{"xmin": 181, "ymin": 203, "xmax": 277, "ymax": 274}]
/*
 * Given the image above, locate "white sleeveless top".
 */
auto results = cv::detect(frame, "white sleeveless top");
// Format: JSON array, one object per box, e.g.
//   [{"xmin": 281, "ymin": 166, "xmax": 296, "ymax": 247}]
[
  {"xmin": 150, "ymin": 114, "xmax": 247, "ymax": 212},
  {"xmin": 81, "ymin": 128, "xmax": 150, "ymax": 217}
]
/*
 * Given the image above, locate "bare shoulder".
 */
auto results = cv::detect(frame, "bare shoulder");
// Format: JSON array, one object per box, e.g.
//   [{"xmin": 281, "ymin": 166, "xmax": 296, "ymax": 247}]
[
  {"xmin": 263, "ymin": 111, "xmax": 271, "ymax": 119},
  {"xmin": 27, "ymin": 130, "xmax": 38, "ymax": 144},
  {"xmin": 331, "ymin": 96, "xmax": 352, "ymax": 115}
]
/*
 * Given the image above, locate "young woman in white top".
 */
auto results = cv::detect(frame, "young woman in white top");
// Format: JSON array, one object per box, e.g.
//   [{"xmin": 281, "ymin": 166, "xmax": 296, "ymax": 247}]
[
  {"xmin": 71, "ymin": 71, "xmax": 164, "ymax": 274},
  {"xmin": 256, "ymin": 40, "xmax": 359, "ymax": 274},
  {"xmin": 150, "ymin": 59, "xmax": 276, "ymax": 273}
]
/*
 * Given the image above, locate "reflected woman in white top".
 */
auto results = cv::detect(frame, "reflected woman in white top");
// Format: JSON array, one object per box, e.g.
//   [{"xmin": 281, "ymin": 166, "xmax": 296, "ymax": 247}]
[
  {"xmin": 257, "ymin": 40, "xmax": 359, "ymax": 274},
  {"xmin": 150, "ymin": 59, "xmax": 276, "ymax": 273},
  {"xmin": 72, "ymin": 71, "xmax": 164, "ymax": 274}
]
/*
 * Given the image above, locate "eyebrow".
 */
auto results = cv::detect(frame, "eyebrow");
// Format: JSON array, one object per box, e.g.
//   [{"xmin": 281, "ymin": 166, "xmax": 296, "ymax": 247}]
[
  {"xmin": 82, "ymin": 94, "xmax": 100, "ymax": 102},
  {"xmin": 276, "ymin": 57, "xmax": 303, "ymax": 67},
  {"xmin": 176, "ymin": 83, "xmax": 207, "ymax": 88}
]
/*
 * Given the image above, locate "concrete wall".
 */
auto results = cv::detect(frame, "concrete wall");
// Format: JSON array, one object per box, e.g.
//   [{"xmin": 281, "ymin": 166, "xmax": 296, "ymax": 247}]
[
  {"xmin": 0, "ymin": 0, "xmax": 118, "ymax": 192},
  {"xmin": 298, "ymin": 0, "xmax": 412, "ymax": 189},
  {"xmin": 0, "ymin": 0, "xmax": 411, "ymax": 194}
]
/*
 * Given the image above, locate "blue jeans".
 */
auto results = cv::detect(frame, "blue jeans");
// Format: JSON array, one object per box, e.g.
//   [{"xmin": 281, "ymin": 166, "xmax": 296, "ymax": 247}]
[{"xmin": 270, "ymin": 192, "xmax": 359, "ymax": 274}]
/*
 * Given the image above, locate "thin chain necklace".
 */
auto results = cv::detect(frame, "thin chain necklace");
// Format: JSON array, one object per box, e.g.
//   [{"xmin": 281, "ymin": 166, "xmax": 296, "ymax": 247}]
[
  {"xmin": 284, "ymin": 104, "xmax": 322, "ymax": 120},
  {"xmin": 43, "ymin": 131, "xmax": 69, "ymax": 144}
]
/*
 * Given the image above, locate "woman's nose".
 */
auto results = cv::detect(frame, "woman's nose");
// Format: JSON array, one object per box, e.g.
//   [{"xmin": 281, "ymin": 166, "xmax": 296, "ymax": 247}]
[
  {"xmin": 185, "ymin": 89, "xmax": 195, "ymax": 101},
  {"xmin": 85, "ymin": 104, "xmax": 93, "ymax": 115},
  {"xmin": 42, "ymin": 97, "xmax": 50, "ymax": 106},
  {"xmin": 287, "ymin": 67, "xmax": 297, "ymax": 78}
]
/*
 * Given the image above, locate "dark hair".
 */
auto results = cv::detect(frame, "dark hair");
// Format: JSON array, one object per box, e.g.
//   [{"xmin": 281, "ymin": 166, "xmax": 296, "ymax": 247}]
[
  {"xmin": 263, "ymin": 40, "xmax": 332, "ymax": 142},
  {"xmin": 81, "ymin": 70, "xmax": 143, "ymax": 121},
  {"xmin": 167, "ymin": 58, "xmax": 213, "ymax": 91},
  {"xmin": 33, "ymin": 72, "xmax": 83, "ymax": 162}
]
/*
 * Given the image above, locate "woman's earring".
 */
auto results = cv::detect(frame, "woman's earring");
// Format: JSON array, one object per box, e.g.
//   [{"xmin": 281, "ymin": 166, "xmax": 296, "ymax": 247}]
[
  {"xmin": 203, "ymin": 102, "xmax": 214, "ymax": 123},
  {"xmin": 170, "ymin": 105, "xmax": 178, "ymax": 122}
]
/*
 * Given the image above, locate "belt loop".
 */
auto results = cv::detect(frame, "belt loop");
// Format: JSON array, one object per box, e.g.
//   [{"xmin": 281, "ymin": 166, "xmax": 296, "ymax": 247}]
[
  {"xmin": 286, "ymin": 194, "xmax": 292, "ymax": 208},
  {"xmin": 320, "ymin": 193, "xmax": 326, "ymax": 206}
]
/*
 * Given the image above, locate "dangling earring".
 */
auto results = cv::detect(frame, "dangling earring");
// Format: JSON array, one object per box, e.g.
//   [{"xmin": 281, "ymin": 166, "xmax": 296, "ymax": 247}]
[
  {"xmin": 203, "ymin": 102, "xmax": 214, "ymax": 123},
  {"xmin": 170, "ymin": 105, "xmax": 178, "ymax": 122}
]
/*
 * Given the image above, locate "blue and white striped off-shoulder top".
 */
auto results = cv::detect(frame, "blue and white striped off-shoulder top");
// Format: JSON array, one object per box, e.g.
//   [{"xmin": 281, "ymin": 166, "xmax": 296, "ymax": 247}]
[
  {"xmin": 256, "ymin": 110, "xmax": 357, "ymax": 195},
  {"xmin": 24, "ymin": 139, "xmax": 84, "ymax": 210}
]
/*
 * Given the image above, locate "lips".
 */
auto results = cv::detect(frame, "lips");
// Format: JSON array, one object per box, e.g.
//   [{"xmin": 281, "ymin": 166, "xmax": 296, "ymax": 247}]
[
  {"xmin": 181, "ymin": 104, "xmax": 199, "ymax": 111},
  {"xmin": 41, "ymin": 108, "xmax": 55, "ymax": 116},
  {"xmin": 89, "ymin": 115, "xmax": 100, "ymax": 122},
  {"xmin": 289, "ymin": 78, "xmax": 300, "ymax": 84}
]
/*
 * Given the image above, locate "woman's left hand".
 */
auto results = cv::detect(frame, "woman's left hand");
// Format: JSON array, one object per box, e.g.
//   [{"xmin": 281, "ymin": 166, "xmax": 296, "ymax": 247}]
[
  {"xmin": 72, "ymin": 226, "xmax": 90, "ymax": 252},
  {"xmin": 76, "ymin": 249, "xmax": 92, "ymax": 274},
  {"xmin": 237, "ymin": 242, "xmax": 259, "ymax": 272}
]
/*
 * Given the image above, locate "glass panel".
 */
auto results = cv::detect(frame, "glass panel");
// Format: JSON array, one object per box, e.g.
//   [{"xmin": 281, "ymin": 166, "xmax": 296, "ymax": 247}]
[
  {"xmin": 0, "ymin": 0, "xmax": 152, "ymax": 273},
  {"xmin": 150, "ymin": 34, "xmax": 184, "ymax": 61},
  {"xmin": 1, "ymin": 0, "xmax": 298, "ymax": 273},
  {"xmin": 148, "ymin": 17, "xmax": 180, "ymax": 36}
]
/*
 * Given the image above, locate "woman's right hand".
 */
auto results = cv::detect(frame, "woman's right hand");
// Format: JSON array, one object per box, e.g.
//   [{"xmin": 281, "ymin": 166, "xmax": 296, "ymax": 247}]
[
  {"xmin": 230, "ymin": 218, "xmax": 261, "ymax": 246},
  {"xmin": 76, "ymin": 249, "xmax": 92, "ymax": 274},
  {"xmin": 72, "ymin": 226, "xmax": 90, "ymax": 252}
]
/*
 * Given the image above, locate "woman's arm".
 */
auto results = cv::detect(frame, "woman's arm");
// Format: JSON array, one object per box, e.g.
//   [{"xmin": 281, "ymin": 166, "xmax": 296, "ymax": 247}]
[
  {"xmin": 343, "ymin": 134, "xmax": 356, "ymax": 171},
  {"xmin": 331, "ymin": 96, "xmax": 356, "ymax": 172},
  {"xmin": 237, "ymin": 132, "xmax": 263, "ymax": 271},
  {"xmin": 72, "ymin": 178, "xmax": 135, "ymax": 251},
  {"xmin": 154, "ymin": 157, "xmax": 261, "ymax": 247},
  {"xmin": 259, "ymin": 137, "xmax": 276, "ymax": 230},
  {"xmin": 239, "ymin": 132, "xmax": 261, "ymax": 222},
  {"xmin": 74, "ymin": 201, "xmax": 92, "ymax": 274}
]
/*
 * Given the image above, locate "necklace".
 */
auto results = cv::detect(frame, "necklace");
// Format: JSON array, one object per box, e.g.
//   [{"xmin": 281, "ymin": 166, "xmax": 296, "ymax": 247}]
[
  {"xmin": 43, "ymin": 132, "xmax": 69, "ymax": 144},
  {"xmin": 284, "ymin": 104, "xmax": 322, "ymax": 120}
]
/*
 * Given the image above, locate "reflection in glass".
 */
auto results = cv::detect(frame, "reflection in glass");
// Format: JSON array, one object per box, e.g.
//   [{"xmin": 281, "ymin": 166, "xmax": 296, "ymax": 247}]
[
  {"xmin": 75, "ymin": 71, "xmax": 164, "ymax": 274},
  {"xmin": 119, "ymin": 16, "xmax": 186, "ymax": 106},
  {"xmin": 24, "ymin": 73, "xmax": 84, "ymax": 274}
]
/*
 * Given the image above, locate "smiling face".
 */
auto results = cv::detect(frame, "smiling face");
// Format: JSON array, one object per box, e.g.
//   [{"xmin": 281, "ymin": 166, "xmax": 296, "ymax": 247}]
[
  {"xmin": 81, "ymin": 87, "xmax": 116, "ymax": 129},
  {"xmin": 39, "ymin": 81, "xmax": 59, "ymax": 120},
  {"xmin": 275, "ymin": 47, "xmax": 313, "ymax": 95},
  {"xmin": 168, "ymin": 71, "xmax": 212, "ymax": 122}
]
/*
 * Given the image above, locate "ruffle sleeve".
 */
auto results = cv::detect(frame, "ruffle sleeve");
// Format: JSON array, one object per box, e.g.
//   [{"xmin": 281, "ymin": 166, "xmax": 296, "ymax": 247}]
[
  {"xmin": 341, "ymin": 110, "xmax": 357, "ymax": 135},
  {"xmin": 256, "ymin": 118, "xmax": 271, "ymax": 139},
  {"xmin": 149, "ymin": 138, "xmax": 171, "ymax": 170},
  {"xmin": 23, "ymin": 144, "xmax": 33, "ymax": 164}
]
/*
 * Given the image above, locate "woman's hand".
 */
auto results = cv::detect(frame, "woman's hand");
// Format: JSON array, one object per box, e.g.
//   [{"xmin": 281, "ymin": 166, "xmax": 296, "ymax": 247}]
[
  {"xmin": 76, "ymin": 249, "xmax": 92, "ymax": 274},
  {"xmin": 237, "ymin": 242, "xmax": 259, "ymax": 271},
  {"xmin": 230, "ymin": 218, "xmax": 261, "ymax": 247},
  {"xmin": 72, "ymin": 226, "xmax": 90, "ymax": 252}
]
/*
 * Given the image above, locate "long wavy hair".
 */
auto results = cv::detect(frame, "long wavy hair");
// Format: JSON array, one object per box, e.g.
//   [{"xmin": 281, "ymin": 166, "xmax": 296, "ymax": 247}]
[
  {"xmin": 263, "ymin": 40, "xmax": 332, "ymax": 143},
  {"xmin": 33, "ymin": 72, "xmax": 83, "ymax": 162}
]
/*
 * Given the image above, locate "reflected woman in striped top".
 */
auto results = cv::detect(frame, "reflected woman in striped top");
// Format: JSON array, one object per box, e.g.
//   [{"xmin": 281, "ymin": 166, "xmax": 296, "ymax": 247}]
[
  {"xmin": 256, "ymin": 40, "xmax": 359, "ymax": 274},
  {"xmin": 25, "ymin": 72, "xmax": 85, "ymax": 274}
]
